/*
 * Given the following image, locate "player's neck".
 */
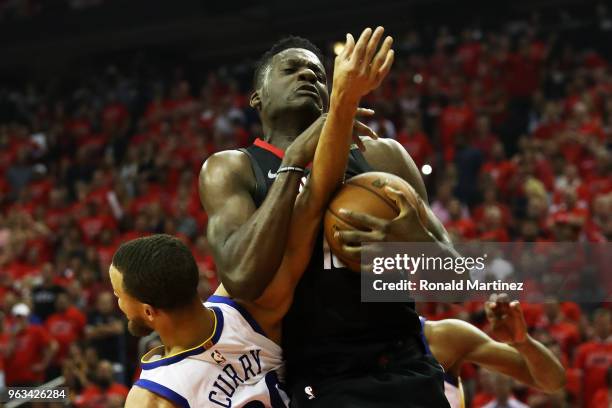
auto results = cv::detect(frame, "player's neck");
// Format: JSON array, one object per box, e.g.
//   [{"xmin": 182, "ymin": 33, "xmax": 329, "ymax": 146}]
[
  {"xmin": 262, "ymin": 112, "xmax": 319, "ymax": 151},
  {"xmin": 157, "ymin": 303, "xmax": 215, "ymax": 356}
]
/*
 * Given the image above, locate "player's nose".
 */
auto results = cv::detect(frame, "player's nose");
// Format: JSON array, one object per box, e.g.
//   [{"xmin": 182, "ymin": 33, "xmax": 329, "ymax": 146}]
[{"xmin": 297, "ymin": 67, "xmax": 317, "ymax": 83}]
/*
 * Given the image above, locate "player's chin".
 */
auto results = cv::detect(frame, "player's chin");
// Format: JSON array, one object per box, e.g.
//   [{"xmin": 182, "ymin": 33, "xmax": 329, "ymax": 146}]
[
  {"xmin": 290, "ymin": 96, "xmax": 323, "ymax": 114},
  {"xmin": 127, "ymin": 318, "xmax": 154, "ymax": 337}
]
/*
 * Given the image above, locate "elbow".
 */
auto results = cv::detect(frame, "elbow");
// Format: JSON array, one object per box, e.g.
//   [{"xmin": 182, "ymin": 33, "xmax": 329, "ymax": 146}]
[
  {"xmin": 538, "ymin": 368, "xmax": 567, "ymax": 393},
  {"xmin": 218, "ymin": 266, "xmax": 267, "ymax": 301}
]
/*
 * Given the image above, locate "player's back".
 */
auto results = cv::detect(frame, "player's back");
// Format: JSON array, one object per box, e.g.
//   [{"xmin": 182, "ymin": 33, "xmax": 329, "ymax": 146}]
[{"xmin": 135, "ymin": 296, "xmax": 288, "ymax": 407}]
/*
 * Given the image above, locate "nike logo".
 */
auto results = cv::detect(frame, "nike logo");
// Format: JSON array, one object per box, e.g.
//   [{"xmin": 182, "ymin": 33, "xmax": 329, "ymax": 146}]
[{"xmin": 268, "ymin": 169, "xmax": 278, "ymax": 179}]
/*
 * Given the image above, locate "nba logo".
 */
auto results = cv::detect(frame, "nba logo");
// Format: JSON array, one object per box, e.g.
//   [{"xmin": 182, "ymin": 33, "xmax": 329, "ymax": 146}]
[
  {"xmin": 304, "ymin": 386, "xmax": 315, "ymax": 400},
  {"xmin": 211, "ymin": 350, "xmax": 226, "ymax": 365}
]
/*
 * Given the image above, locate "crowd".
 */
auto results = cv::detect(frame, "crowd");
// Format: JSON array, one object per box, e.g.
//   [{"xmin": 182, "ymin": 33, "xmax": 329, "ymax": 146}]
[{"xmin": 0, "ymin": 6, "xmax": 611, "ymax": 407}]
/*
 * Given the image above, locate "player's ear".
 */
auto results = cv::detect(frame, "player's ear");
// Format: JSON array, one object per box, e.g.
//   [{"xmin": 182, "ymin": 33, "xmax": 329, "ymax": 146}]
[
  {"xmin": 250, "ymin": 91, "xmax": 262, "ymax": 111},
  {"xmin": 142, "ymin": 304, "xmax": 156, "ymax": 321}
]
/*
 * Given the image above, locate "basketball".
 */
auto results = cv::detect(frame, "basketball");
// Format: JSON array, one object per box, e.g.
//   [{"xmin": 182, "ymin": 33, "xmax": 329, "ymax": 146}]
[{"xmin": 324, "ymin": 171, "xmax": 430, "ymax": 272}]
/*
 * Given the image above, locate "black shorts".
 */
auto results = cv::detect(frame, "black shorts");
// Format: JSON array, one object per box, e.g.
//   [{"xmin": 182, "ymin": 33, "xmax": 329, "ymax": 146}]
[{"xmin": 287, "ymin": 338, "xmax": 450, "ymax": 408}]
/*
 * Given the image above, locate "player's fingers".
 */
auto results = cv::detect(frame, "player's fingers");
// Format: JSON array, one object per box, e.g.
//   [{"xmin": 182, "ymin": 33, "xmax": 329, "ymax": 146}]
[
  {"xmin": 354, "ymin": 120, "xmax": 378, "ymax": 139},
  {"xmin": 341, "ymin": 244, "xmax": 362, "ymax": 258},
  {"xmin": 341, "ymin": 33, "xmax": 356, "ymax": 59},
  {"xmin": 338, "ymin": 208, "xmax": 387, "ymax": 230},
  {"xmin": 371, "ymin": 35, "xmax": 393, "ymax": 75},
  {"xmin": 355, "ymin": 107, "xmax": 375, "ymax": 117},
  {"xmin": 352, "ymin": 133, "xmax": 366, "ymax": 151},
  {"xmin": 335, "ymin": 229, "xmax": 383, "ymax": 244},
  {"xmin": 350, "ymin": 27, "xmax": 373, "ymax": 64},
  {"xmin": 363, "ymin": 26, "xmax": 385, "ymax": 68},
  {"xmin": 374, "ymin": 50, "xmax": 395, "ymax": 88},
  {"xmin": 384, "ymin": 186, "xmax": 414, "ymax": 218},
  {"xmin": 485, "ymin": 301, "xmax": 496, "ymax": 319},
  {"xmin": 497, "ymin": 293, "xmax": 510, "ymax": 304},
  {"xmin": 510, "ymin": 301, "xmax": 526, "ymax": 322}
]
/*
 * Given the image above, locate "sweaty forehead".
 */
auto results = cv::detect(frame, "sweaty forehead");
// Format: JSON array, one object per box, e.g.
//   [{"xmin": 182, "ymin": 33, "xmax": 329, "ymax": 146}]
[{"xmin": 272, "ymin": 48, "xmax": 323, "ymax": 69}]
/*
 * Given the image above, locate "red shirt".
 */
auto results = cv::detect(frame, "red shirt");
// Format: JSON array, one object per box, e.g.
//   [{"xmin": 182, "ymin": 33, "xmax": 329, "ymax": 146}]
[
  {"xmin": 574, "ymin": 339, "xmax": 612, "ymax": 407},
  {"xmin": 5, "ymin": 324, "xmax": 53, "ymax": 385},
  {"xmin": 78, "ymin": 215, "xmax": 117, "ymax": 244},
  {"xmin": 537, "ymin": 319, "xmax": 580, "ymax": 356},
  {"xmin": 445, "ymin": 218, "xmax": 478, "ymax": 240},
  {"xmin": 45, "ymin": 307, "xmax": 86, "ymax": 365},
  {"xmin": 396, "ymin": 131, "xmax": 433, "ymax": 168},
  {"xmin": 440, "ymin": 104, "xmax": 475, "ymax": 150},
  {"xmin": 75, "ymin": 383, "xmax": 129, "ymax": 408},
  {"xmin": 589, "ymin": 388, "xmax": 610, "ymax": 408}
]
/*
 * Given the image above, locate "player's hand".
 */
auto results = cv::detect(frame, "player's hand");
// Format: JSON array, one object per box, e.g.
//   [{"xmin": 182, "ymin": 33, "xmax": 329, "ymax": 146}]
[
  {"xmin": 334, "ymin": 186, "xmax": 434, "ymax": 260},
  {"xmin": 333, "ymin": 26, "xmax": 394, "ymax": 105},
  {"xmin": 485, "ymin": 293, "xmax": 528, "ymax": 345},
  {"xmin": 284, "ymin": 108, "xmax": 377, "ymax": 166}
]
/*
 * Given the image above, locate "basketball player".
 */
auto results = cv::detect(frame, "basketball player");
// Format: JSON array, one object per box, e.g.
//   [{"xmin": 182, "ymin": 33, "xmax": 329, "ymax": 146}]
[
  {"xmin": 420, "ymin": 294, "xmax": 566, "ymax": 408},
  {"xmin": 115, "ymin": 27, "xmax": 396, "ymax": 407},
  {"xmin": 200, "ymin": 27, "xmax": 456, "ymax": 407}
]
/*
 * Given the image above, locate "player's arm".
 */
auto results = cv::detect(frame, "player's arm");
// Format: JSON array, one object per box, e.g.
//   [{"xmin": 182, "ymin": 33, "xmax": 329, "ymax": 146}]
[
  {"xmin": 461, "ymin": 297, "xmax": 565, "ymax": 392},
  {"xmin": 125, "ymin": 386, "xmax": 179, "ymax": 408},
  {"xmin": 200, "ymin": 150, "xmax": 305, "ymax": 300}
]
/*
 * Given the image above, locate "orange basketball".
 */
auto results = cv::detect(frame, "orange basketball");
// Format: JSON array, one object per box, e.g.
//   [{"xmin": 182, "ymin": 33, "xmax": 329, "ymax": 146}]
[{"xmin": 323, "ymin": 171, "xmax": 429, "ymax": 272}]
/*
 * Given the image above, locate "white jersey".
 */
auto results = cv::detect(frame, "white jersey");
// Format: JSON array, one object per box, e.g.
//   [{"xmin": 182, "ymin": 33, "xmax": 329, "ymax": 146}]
[
  {"xmin": 135, "ymin": 295, "xmax": 289, "ymax": 408},
  {"xmin": 419, "ymin": 316, "xmax": 465, "ymax": 408},
  {"xmin": 443, "ymin": 376, "xmax": 465, "ymax": 408}
]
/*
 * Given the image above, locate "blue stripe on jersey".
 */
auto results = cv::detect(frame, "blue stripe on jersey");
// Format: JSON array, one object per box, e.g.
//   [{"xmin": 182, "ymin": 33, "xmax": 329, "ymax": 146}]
[
  {"xmin": 141, "ymin": 307, "xmax": 224, "ymax": 370},
  {"xmin": 264, "ymin": 371, "xmax": 287, "ymax": 408},
  {"xmin": 418, "ymin": 316, "xmax": 433, "ymax": 356},
  {"xmin": 135, "ymin": 379, "xmax": 191, "ymax": 408},
  {"xmin": 210, "ymin": 306, "xmax": 224, "ymax": 343},
  {"xmin": 207, "ymin": 295, "xmax": 266, "ymax": 337}
]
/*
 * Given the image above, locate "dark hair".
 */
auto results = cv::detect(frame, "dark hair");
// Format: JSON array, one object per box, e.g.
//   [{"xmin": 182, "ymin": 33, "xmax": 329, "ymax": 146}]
[
  {"xmin": 112, "ymin": 234, "xmax": 199, "ymax": 310},
  {"xmin": 253, "ymin": 35, "xmax": 324, "ymax": 89}
]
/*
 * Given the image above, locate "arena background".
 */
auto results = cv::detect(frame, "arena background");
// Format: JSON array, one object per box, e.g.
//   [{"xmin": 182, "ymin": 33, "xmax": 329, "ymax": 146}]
[{"xmin": 0, "ymin": 0, "xmax": 610, "ymax": 406}]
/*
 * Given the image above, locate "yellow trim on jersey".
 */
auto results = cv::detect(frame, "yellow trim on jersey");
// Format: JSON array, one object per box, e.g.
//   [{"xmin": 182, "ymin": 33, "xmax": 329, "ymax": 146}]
[{"xmin": 140, "ymin": 307, "xmax": 218, "ymax": 364}]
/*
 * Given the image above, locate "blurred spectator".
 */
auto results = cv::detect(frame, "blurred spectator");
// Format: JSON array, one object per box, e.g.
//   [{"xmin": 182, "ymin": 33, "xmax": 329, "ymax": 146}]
[
  {"xmin": 45, "ymin": 293, "xmax": 87, "ymax": 378},
  {"xmin": 31, "ymin": 263, "xmax": 66, "ymax": 321},
  {"xmin": 574, "ymin": 309, "xmax": 612, "ymax": 407},
  {"xmin": 85, "ymin": 292, "xmax": 125, "ymax": 368},
  {"xmin": 482, "ymin": 373, "xmax": 529, "ymax": 408},
  {"xmin": 537, "ymin": 299, "xmax": 581, "ymax": 357},
  {"xmin": 589, "ymin": 367, "xmax": 611, "ymax": 408},
  {"xmin": 74, "ymin": 359, "xmax": 129, "ymax": 408},
  {"xmin": 0, "ymin": 311, "xmax": 6, "ymax": 392},
  {"xmin": 4, "ymin": 303, "xmax": 58, "ymax": 386}
]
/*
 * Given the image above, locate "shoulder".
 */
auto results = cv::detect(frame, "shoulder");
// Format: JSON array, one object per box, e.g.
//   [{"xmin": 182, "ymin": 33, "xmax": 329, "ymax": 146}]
[
  {"xmin": 361, "ymin": 137, "xmax": 405, "ymax": 159},
  {"xmin": 126, "ymin": 385, "xmax": 180, "ymax": 408},
  {"xmin": 199, "ymin": 150, "xmax": 253, "ymax": 189},
  {"xmin": 361, "ymin": 137, "xmax": 428, "ymax": 201}
]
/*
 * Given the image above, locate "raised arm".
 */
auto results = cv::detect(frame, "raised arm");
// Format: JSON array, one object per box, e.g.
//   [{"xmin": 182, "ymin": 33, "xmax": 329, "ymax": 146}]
[{"xmin": 429, "ymin": 297, "xmax": 566, "ymax": 393}]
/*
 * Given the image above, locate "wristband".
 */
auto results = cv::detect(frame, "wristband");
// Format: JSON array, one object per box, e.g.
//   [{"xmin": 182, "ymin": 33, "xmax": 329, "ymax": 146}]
[{"xmin": 276, "ymin": 166, "xmax": 306, "ymax": 175}]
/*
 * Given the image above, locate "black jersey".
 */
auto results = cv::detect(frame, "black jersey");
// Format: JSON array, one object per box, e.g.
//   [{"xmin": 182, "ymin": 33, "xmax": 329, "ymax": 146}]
[{"xmin": 240, "ymin": 138, "xmax": 423, "ymax": 387}]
